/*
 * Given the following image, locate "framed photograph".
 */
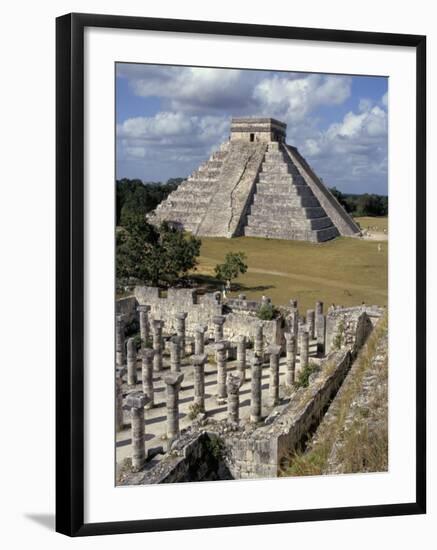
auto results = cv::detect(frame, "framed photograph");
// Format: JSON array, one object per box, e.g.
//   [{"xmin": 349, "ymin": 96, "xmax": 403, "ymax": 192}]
[{"xmin": 56, "ymin": 13, "xmax": 426, "ymax": 536}]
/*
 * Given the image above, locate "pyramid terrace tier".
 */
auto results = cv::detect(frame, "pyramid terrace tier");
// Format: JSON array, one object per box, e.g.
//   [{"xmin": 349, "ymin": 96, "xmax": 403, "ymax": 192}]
[{"xmin": 148, "ymin": 118, "xmax": 360, "ymax": 241}]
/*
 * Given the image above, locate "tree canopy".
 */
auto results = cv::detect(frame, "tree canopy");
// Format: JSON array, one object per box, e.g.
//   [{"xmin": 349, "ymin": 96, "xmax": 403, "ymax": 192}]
[
  {"xmin": 214, "ymin": 251, "xmax": 248, "ymax": 288},
  {"xmin": 116, "ymin": 178, "xmax": 183, "ymax": 226},
  {"xmin": 116, "ymin": 213, "xmax": 201, "ymax": 288},
  {"xmin": 330, "ymin": 187, "xmax": 388, "ymax": 217}
]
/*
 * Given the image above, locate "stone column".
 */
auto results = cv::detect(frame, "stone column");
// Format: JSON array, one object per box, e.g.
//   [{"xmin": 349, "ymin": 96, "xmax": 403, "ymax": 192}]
[
  {"xmin": 126, "ymin": 337, "xmax": 137, "ymax": 386},
  {"xmin": 284, "ymin": 332, "xmax": 296, "ymax": 386},
  {"xmin": 290, "ymin": 298, "xmax": 298, "ymax": 311},
  {"xmin": 236, "ymin": 336, "xmax": 247, "ymax": 381},
  {"xmin": 126, "ymin": 391, "xmax": 148, "ymax": 472},
  {"xmin": 115, "ymin": 314, "xmax": 125, "ymax": 367},
  {"xmin": 175, "ymin": 312, "xmax": 188, "ymax": 358},
  {"xmin": 194, "ymin": 325, "xmax": 207, "ymax": 355},
  {"xmin": 191, "ymin": 353, "xmax": 207, "ymax": 413},
  {"xmin": 300, "ymin": 331, "xmax": 309, "ymax": 371},
  {"xmin": 215, "ymin": 341, "xmax": 228, "ymax": 400},
  {"xmin": 212, "ymin": 315, "xmax": 225, "ymax": 343},
  {"xmin": 307, "ymin": 309, "xmax": 315, "ymax": 339},
  {"xmin": 141, "ymin": 348, "xmax": 155, "ymax": 408},
  {"xmin": 315, "ymin": 301, "xmax": 325, "ymax": 354},
  {"xmin": 227, "ymin": 372, "xmax": 243, "ymax": 425},
  {"xmin": 115, "ymin": 366, "xmax": 126, "ymax": 432},
  {"xmin": 152, "ymin": 319, "xmax": 163, "ymax": 372},
  {"xmin": 250, "ymin": 355, "xmax": 263, "ymax": 423},
  {"xmin": 164, "ymin": 372, "xmax": 184, "ymax": 442},
  {"xmin": 254, "ymin": 324, "xmax": 264, "ymax": 358},
  {"xmin": 267, "ymin": 344, "xmax": 281, "ymax": 407},
  {"xmin": 169, "ymin": 335, "xmax": 181, "ymax": 372},
  {"xmin": 137, "ymin": 305, "xmax": 151, "ymax": 348}
]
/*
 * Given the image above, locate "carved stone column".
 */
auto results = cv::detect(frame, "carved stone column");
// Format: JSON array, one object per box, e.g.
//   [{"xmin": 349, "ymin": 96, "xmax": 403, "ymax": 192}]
[
  {"xmin": 236, "ymin": 336, "xmax": 247, "ymax": 381},
  {"xmin": 137, "ymin": 305, "xmax": 151, "ymax": 348},
  {"xmin": 126, "ymin": 391, "xmax": 148, "ymax": 472},
  {"xmin": 194, "ymin": 325, "xmax": 207, "ymax": 355},
  {"xmin": 267, "ymin": 344, "xmax": 281, "ymax": 407},
  {"xmin": 175, "ymin": 312, "xmax": 188, "ymax": 358},
  {"xmin": 307, "ymin": 309, "xmax": 315, "ymax": 340},
  {"xmin": 115, "ymin": 314, "xmax": 125, "ymax": 367},
  {"xmin": 141, "ymin": 348, "xmax": 155, "ymax": 408},
  {"xmin": 169, "ymin": 335, "xmax": 181, "ymax": 373},
  {"xmin": 284, "ymin": 332, "xmax": 296, "ymax": 386},
  {"xmin": 227, "ymin": 372, "xmax": 243, "ymax": 425},
  {"xmin": 126, "ymin": 337, "xmax": 137, "ymax": 386},
  {"xmin": 212, "ymin": 315, "xmax": 225, "ymax": 343},
  {"xmin": 163, "ymin": 372, "xmax": 184, "ymax": 442},
  {"xmin": 300, "ymin": 331, "xmax": 309, "ymax": 371},
  {"xmin": 152, "ymin": 319, "xmax": 163, "ymax": 372},
  {"xmin": 191, "ymin": 353, "xmax": 208, "ymax": 413},
  {"xmin": 254, "ymin": 324, "xmax": 264, "ymax": 358},
  {"xmin": 215, "ymin": 341, "xmax": 228, "ymax": 400},
  {"xmin": 250, "ymin": 355, "xmax": 263, "ymax": 423},
  {"xmin": 115, "ymin": 366, "xmax": 126, "ymax": 432}
]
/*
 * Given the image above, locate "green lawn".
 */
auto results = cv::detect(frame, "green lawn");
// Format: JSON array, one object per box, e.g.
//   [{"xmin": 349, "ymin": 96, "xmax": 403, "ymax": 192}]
[
  {"xmin": 354, "ymin": 216, "xmax": 388, "ymax": 233},
  {"xmin": 194, "ymin": 230, "xmax": 388, "ymax": 312}
]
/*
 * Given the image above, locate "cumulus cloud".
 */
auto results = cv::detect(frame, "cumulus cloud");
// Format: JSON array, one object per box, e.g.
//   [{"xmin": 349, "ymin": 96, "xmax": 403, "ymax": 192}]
[
  {"xmin": 116, "ymin": 64, "xmax": 387, "ymax": 192},
  {"xmin": 299, "ymin": 94, "xmax": 388, "ymax": 192}
]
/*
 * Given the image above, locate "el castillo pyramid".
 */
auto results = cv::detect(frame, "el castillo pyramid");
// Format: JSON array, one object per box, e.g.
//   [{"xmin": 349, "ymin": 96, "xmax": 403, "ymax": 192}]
[{"xmin": 148, "ymin": 117, "xmax": 360, "ymax": 242}]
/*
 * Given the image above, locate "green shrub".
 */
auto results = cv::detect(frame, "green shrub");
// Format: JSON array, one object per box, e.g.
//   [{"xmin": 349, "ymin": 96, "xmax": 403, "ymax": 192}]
[
  {"xmin": 295, "ymin": 362, "xmax": 320, "ymax": 389},
  {"xmin": 257, "ymin": 302, "xmax": 276, "ymax": 320}
]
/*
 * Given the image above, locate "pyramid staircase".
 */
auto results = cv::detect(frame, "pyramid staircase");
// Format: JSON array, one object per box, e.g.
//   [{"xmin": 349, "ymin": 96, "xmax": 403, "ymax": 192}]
[
  {"xmin": 148, "ymin": 143, "xmax": 230, "ymax": 234},
  {"xmin": 243, "ymin": 142, "xmax": 340, "ymax": 242}
]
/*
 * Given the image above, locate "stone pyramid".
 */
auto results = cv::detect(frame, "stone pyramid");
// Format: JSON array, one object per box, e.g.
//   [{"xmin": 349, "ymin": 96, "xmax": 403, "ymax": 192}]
[{"xmin": 149, "ymin": 118, "xmax": 360, "ymax": 242}]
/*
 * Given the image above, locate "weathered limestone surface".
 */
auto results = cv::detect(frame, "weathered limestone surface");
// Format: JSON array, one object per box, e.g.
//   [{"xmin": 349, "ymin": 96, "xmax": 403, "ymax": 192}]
[
  {"xmin": 196, "ymin": 141, "xmax": 268, "ymax": 237},
  {"xmin": 115, "ymin": 366, "xmax": 126, "ymax": 432},
  {"xmin": 126, "ymin": 391, "xmax": 148, "ymax": 472},
  {"xmin": 126, "ymin": 337, "xmax": 137, "ymax": 386},
  {"xmin": 244, "ymin": 141, "xmax": 340, "ymax": 242},
  {"xmin": 191, "ymin": 354, "xmax": 208, "ymax": 412},
  {"xmin": 141, "ymin": 349, "xmax": 155, "ymax": 408},
  {"xmin": 148, "ymin": 117, "xmax": 359, "ymax": 243},
  {"xmin": 227, "ymin": 372, "xmax": 244, "ymax": 424},
  {"xmin": 284, "ymin": 145, "xmax": 361, "ymax": 237},
  {"xmin": 164, "ymin": 372, "xmax": 184, "ymax": 443},
  {"xmin": 118, "ymin": 306, "xmax": 382, "ymax": 484}
]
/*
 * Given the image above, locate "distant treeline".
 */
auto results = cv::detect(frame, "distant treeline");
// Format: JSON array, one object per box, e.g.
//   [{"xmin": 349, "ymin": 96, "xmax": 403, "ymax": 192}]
[
  {"xmin": 116, "ymin": 178, "xmax": 388, "ymax": 225},
  {"xmin": 116, "ymin": 178, "xmax": 183, "ymax": 226},
  {"xmin": 330, "ymin": 187, "xmax": 388, "ymax": 217}
]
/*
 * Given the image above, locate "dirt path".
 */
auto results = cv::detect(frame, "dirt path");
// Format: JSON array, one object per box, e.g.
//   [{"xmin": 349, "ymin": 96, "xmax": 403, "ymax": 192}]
[{"xmin": 199, "ymin": 256, "xmax": 387, "ymax": 297}]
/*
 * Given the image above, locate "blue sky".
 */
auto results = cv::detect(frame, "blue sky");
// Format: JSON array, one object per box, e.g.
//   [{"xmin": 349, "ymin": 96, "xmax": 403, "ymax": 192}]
[{"xmin": 116, "ymin": 64, "xmax": 388, "ymax": 195}]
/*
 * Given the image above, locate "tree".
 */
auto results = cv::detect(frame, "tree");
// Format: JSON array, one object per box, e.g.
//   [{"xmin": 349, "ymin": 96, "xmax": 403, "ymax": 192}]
[
  {"xmin": 116, "ymin": 213, "xmax": 201, "ymax": 288},
  {"xmin": 214, "ymin": 251, "xmax": 248, "ymax": 289}
]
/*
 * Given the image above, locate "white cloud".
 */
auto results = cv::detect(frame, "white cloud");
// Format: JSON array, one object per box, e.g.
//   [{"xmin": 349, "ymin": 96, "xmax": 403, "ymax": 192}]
[
  {"xmin": 253, "ymin": 74, "xmax": 351, "ymax": 122},
  {"xmin": 116, "ymin": 64, "xmax": 387, "ymax": 192}
]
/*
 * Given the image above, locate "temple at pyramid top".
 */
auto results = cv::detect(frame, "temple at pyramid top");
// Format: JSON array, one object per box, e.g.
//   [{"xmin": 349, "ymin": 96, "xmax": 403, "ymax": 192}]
[
  {"xmin": 230, "ymin": 117, "xmax": 287, "ymax": 143},
  {"xmin": 148, "ymin": 117, "xmax": 360, "ymax": 242}
]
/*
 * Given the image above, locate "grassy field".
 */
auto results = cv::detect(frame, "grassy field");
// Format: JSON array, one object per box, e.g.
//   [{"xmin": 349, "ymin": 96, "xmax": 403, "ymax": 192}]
[
  {"xmin": 193, "ymin": 218, "xmax": 388, "ymax": 311},
  {"xmin": 354, "ymin": 216, "xmax": 388, "ymax": 233}
]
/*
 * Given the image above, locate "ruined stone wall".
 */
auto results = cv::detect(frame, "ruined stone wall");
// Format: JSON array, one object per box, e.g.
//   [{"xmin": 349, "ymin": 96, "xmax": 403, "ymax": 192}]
[
  {"xmin": 134, "ymin": 286, "xmax": 223, "ymax": 336},
  {"xmin": 325, "ymin": 305, "xmax": 382, "ymax": 354},
  {"xmin": 223, "ymin": 313, "xmax": 283, "ymax": 347},
  {"xmin": 115, "ymin": 296, "xmax": 138, "ymax": 325}
]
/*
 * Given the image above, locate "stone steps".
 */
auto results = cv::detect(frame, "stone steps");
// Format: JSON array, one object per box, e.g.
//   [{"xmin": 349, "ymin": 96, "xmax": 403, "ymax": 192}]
[
  {"xmin": 250, "ymin": 202, "xmax": 326, "ymax": 219},
  {"xmin": 247, "ymin": 213, "xmax": 335, "ymax": 230},
  {"xmin": 244, "ymin": 224, "xmax": 339, "ymax": 242},
  {"xmin": 255, "ymin": 183, "xmax": 314, "ymax": 197}
]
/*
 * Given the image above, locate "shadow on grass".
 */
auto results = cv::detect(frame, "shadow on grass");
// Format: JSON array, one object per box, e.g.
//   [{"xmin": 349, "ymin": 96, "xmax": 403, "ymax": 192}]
[{"xmin": 189, "ymin": 274, "xmax": 275, "ymax": 294}]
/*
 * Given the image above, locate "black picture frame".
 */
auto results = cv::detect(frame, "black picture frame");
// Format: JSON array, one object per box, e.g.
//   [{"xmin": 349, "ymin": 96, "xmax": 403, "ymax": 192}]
[{"xmin": 56, "ymin": 12, "xmax": 426, "ymax": 537}]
